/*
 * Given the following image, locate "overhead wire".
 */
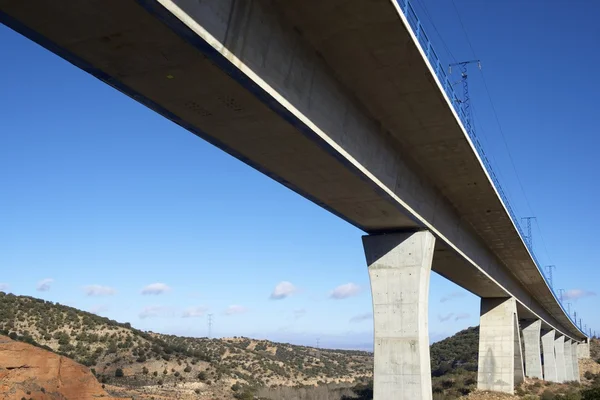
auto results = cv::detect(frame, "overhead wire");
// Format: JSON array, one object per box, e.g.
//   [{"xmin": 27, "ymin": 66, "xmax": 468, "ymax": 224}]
[{"xmin": 413, "ymin": 0, "xmax": 457, "ymax": 63}]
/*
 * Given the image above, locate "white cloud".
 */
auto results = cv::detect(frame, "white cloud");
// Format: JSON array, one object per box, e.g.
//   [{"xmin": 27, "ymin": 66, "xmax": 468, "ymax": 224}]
[
  {"xmin": 563, "ymin": 289, "xmax": 596, "ymax": 301},
  {"xmin": 293, "ymin": 309, "xmax": 307, "ymax": 320},
  {"xmin": 330, "ymin": 283, "xmax": 361, "ymax": 299},
  {"xmin": 440, "ymin": 292, "xmax": 465, "ymax": 303},
  {"xmin": 182, "ymin": 306, "xmax": 208, "ymax": 318},
  {"xmin": 454, "ymin": 313, "xmax": 470, "ymax": 321},
  {"xmin": 438, "ymin": 313, "xmax": 454, "ymax": 322},
  {"xmin": 350, "ymin": 312, "xmax": 373, "ymax": 323},
  {"xmin": 89, "ymin": 305, "xmax": 109, "ymax": 315},
  {"xmin": 84, "ymin": 285, "xmax": 116, "ymax": 296},
  {"xmin": 270, "ymin": 281, "xmax": 297, "ymax": 300},
  {"xmin": 141, "ymin": 283, "xmax": 171, "ymax": 295},
  {"xmin": 224, "ymin": 305, "xmax": 249, "ymax": 315},
  {"xmin": 139, "ymin": 306, "xmax": 174, "ymax": 319},
  {"xmin": 36, "ymin": 278, "xmax": 54, "ymax": 292},
  {"xmin": 0, "ymin": 283, "xmax": 9, "ymax": 291}
]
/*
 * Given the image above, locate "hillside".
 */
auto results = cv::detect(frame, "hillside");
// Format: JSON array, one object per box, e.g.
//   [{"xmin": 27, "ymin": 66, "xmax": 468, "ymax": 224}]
[
  {"xmin": 0, "ymin": 291, "xmax": 372, "ymax": 399},
  {"xmin": 0, "ymin": 335, "xmax": 128, "ymax": 400}
]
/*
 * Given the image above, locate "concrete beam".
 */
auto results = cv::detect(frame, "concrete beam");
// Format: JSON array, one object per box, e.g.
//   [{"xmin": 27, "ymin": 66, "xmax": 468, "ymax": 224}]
[
  {"xmin": 555, "ymin": 336, "xmax": 566, "ymax": 382},
  {"xmin": 571, "ymin": 341, "xmax": 580, "ymax": 382},
  {"xmin": 541, "ymin": 330, "xmax": 558, "ymax": 382},
  {"xmin": 478, "ymin": 297, "xmax": 524, "ymax": 394},
  {"xmin": 522, "ymin": 320, "xmax": 543, "ymax": 379},
  {"xmin": 362, "ymin": 230, "xmax": 435, "ymax": 400},
  {"xmin": 564, "ymin": 339, "xmax": 574, "ymax": 381}
]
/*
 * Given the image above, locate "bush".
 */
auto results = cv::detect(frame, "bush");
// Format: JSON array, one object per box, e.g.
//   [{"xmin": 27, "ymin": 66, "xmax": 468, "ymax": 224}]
[
  {"xmin": 582, "ymin": 387, "xmax": 600, "ymax": 400},
  {"xmin": 184, "ymin": 365, "xmax": 192, "ymax": 373},
  {"xmin": 585, "ymin": 371, "xmax": 596, "ymax": 380},
  {"xmin": 115, "ymin": 368, "xmax": 124, "ymax": 378},
  {"xmin": 541, "ymin": 389, "xmax": 557, "ymax": 400}
]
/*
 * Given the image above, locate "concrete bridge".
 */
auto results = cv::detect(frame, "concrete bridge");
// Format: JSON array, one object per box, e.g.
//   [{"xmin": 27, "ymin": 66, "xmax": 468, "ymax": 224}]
[{"xmin": 0, "ymin": 0, "xmax": 590, "ymax": 397}]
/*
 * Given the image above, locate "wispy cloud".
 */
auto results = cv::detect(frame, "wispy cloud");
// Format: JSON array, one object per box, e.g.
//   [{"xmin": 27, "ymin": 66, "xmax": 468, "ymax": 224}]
[
  {"xmin": 293, "ymin": 309, "xmax": 307, "ymax": 320},
  {"xmin": 182, "ymin": 306, "xmax": 208, "ymax": 318},
  {"xmin": 270, "ymin": 281, "xmax": 297, "ymax": 300},
  {"xmin": 438, "ymin": 313, "xmax": 454, "ymax": 322},
  {"xmin": 89, "ymin": 305, "xmax": 109, "ymax": 315},
  {"xmin": 36, "ymin": 278, "xmax": 54, "ymax": 292},
  {"xmin": 84, "ymin": 285, "xmax": 116, "ymax": 296},
  {"xmin": 139, "ymin": 306, "xmax": 174, "ymax": 319},
  {"xmin": 440, "ymin": 292, "xmax": 465, "ymax": 303},
  {"xmin": 562, "ymin": 289, "xmax": 596, "ymax": 301},
  {"xmin": 224, "ymin": 305, "xmax": 248, "ymax": 315},
  {"xmin": 330, "ymin": 283, "xmax": 361, "ymax": 299},
  {"xmin": 454, "ymin": 313, "xmax": 470, "ymax": 321},
  {"xmin": 350, "ymin": 312, "xmax": 373, "ymax": 323},
  {"xmin": 141, "ymin": 283, "xmax": 171, "ymax": 295},
  {"xmin": 0, "ymin": 283, "xmax": 8, "ymax": 291}
]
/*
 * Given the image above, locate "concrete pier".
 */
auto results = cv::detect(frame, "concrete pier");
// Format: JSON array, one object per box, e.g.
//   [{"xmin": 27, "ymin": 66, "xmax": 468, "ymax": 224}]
[
  {"xmin": 522, "ymin": 320, "xmax": 543, "ymax": 379},
  {"xmin": 578, "ymin": 340, "xmax": 591, "ymax": 359},
  {"xmin": 363, "ymin": 231, "xmax": 436, "ymax": 400},
  {"xmin": 564, "ymin": 339, "xmax": 574, "ymax": 381},
  {"xmin": 571, "ymin": 341, "xmax": 580, "ymax": 382},
  {"xmin": 555, "ymin": 336, "xmax": 567, "ymax": 382},
  {"xmin": 477, "ymin": 297, "xmax": 524, "ymax": 394},
  {"xmin": 542, "ymin": 330, "xmax": 558, "ymax": 382}
]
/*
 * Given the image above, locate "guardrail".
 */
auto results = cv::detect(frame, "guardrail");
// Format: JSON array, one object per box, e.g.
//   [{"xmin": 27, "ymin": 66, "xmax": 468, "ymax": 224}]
[{"xmin": 394, "ymin": 0, "xmax": 584, "ymax": 334}]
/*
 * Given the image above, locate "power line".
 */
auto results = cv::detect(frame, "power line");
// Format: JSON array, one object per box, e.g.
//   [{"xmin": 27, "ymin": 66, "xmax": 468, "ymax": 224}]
[
  {"xmin": 449, "ymin": 0, "xmax": 477, "ymax": 59},
  {"xmin": 413, "ymin": 0, "xmax": 457, "ymax": 63}
]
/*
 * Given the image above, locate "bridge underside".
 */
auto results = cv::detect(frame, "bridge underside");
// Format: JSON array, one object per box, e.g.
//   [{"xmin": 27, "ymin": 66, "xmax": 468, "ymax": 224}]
[{"xmin": 0, "ymin": 0, "xmax": 584, "ymax": 341}]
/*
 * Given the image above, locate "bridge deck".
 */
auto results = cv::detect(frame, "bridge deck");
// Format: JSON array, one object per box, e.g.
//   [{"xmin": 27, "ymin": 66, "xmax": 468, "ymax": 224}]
[{"xmin": 0, "ymin": 0, "xmax": 584, "ymax": 340}]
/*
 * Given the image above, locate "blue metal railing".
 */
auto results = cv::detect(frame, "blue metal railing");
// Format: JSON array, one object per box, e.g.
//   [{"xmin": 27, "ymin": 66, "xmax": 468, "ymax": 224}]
[{"xmin": 393, "ymin": 0, "xmax": 584, "ymax": 334}]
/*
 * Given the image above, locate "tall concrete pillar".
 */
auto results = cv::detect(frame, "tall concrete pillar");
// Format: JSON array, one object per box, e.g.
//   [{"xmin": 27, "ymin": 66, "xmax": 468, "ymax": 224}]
[
  {"xmin": 578, "ymin": 339, "xmax": 591, "ymax": 359},
  {"xmin": 477, "ymin": 297, "xmax": 524, "ymax": 394},
  {"xmin": 564, "ymin": 339, "xmax": 574, "ymax": 381},
  {"xmin": 555, "ymin": 336, "xmax": 566, "ymax": 382},
  {"xmin": 363, "ymin": 231, "xmax": 436, "ymax": 400},
  {"xmin": 541, "ymin": 330, "xmax": 558, "ymax": 382},
  {"xmin": 521, "ymin": 320, "xmax": 543, "ymax": 379},
  {"xmin": 571, "ymin": 341, "xmax": 580, "ymax": 382}
]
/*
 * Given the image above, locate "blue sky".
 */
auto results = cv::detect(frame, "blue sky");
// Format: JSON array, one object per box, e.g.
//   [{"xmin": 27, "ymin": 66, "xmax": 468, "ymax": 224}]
[{"xmin": 0, "ymin": 0, "xmax": 598, "ymax": 348}]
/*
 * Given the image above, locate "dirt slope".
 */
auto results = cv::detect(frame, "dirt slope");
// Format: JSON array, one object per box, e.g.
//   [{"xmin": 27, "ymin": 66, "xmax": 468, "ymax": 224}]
[{"xmin": 0, "ymin": 335, "xmax": 128, "ymax": 400}]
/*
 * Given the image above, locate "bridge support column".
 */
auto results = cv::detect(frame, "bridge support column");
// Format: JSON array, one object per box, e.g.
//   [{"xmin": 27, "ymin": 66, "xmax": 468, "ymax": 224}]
[
  {"xmin": 541, "ymin": 330, "xmax": 558, "ymax": 382},
  {"xmin": 578, "ymin": 339, "xmax": 590, "ymax": 359},
  {"xmin": 522, "ymin": 320, "xmax": 543, "ymax": 379},
  {"xmin": 555, "ymin": 336, "xmax": 566, "ymax": 382},
  {"xmin": 477, "ymin": 297, "xmax": 524, "ymax": 394},
  {"xmin": 571, "ymin": 341, "xmax": 580, "ymax": 382},
  {"xmin": 564, "ymin": 339, "xmax": 574, "ymax": 381},
  {"xmin": 362, "ymin": 231, "xmax": 435, "ymax": 400}
]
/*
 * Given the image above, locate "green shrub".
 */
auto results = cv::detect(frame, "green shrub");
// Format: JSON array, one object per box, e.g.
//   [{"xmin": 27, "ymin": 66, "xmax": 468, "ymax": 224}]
[{"xmin": 115, "ymin": 368, "xmax": 124, "ymax": 378}]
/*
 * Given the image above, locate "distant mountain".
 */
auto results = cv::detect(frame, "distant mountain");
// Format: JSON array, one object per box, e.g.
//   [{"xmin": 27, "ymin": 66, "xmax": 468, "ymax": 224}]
[{"xmin": 0, "ymin": 291, "xmax": 372, "ymax": 399}]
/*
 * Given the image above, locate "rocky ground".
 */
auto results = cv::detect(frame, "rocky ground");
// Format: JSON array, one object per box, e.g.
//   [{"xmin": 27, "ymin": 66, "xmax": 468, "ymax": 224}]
[{"xmin": 0, "ymin": 335, "xmax": 128, "ymax": 400}]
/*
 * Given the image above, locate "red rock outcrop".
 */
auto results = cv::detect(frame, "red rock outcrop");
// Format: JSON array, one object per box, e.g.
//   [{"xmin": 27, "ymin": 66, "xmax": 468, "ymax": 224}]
[{"xmin": 0, "ymin": 335, "xmax": 129, "ymax": 399}]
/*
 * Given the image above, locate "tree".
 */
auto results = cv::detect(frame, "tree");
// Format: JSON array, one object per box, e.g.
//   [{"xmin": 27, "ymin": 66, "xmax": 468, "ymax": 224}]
[{"xmin": 115, "ymin": 368, "xmax": 124, "ymax": 378}]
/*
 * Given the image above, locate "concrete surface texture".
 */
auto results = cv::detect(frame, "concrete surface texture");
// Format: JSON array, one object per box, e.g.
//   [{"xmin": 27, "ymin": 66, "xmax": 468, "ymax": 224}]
[
  {"xmin": 522, "ymin": 320, "xmax": 543, "ymax": 379},
  {"xmin": 0, "ymin": 0, "xmax": 585, "ymax": 343},
  {"xmin": 363, "ymin": 230, "xmax": 436, "ymax": 400},
  {"xmin": 541, "ymin": 330, "xmax": 558, "ymax": 382},
  {"xmin": 477, "ymin": 298, "xmax": 524, "ymax": 394},
  {"xmin": 555, "ymin": 336, "xmax": 567, "ymax": 382},
  {"xmin": 571, "ymin": 342, "xmax": 580, "ymax": 382},
  {"xmin": 564, "ymin": 339, "xmax": 574, "ymax": 381},
  {"xmin": 578, "ymin": 340, "xmax": 591, "ymax": 359}
]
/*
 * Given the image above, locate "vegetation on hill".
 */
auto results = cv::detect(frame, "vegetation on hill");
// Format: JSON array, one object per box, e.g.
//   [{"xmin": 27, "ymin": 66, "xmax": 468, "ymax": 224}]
[
  {"xmin": 2, "ymin": 291, "xmax": 599, "ymax": 400},
  {"xmin": 0, "ymin": 291, "xmax": 372, "ymax": 399}
]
